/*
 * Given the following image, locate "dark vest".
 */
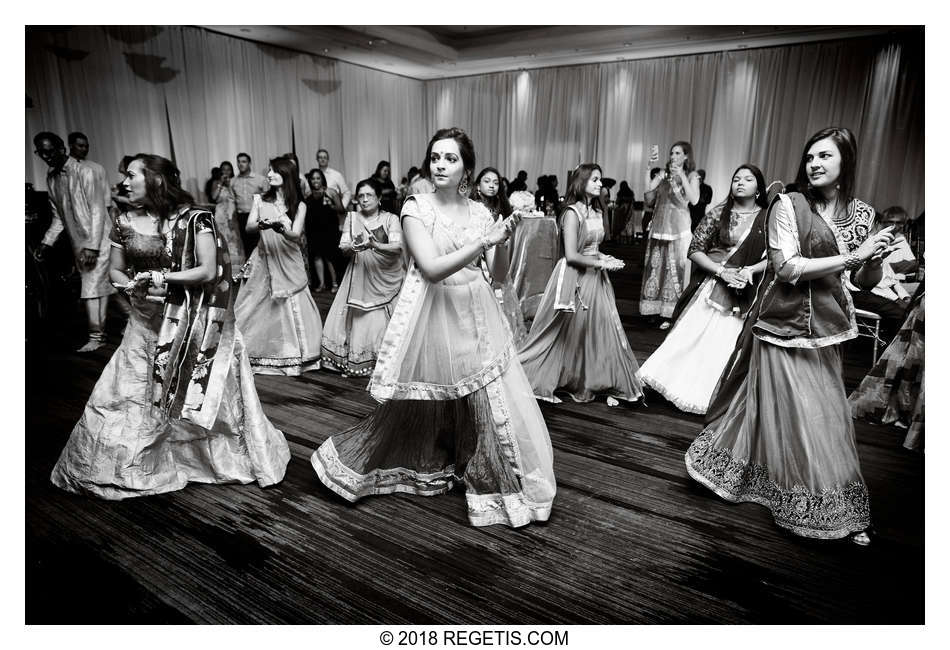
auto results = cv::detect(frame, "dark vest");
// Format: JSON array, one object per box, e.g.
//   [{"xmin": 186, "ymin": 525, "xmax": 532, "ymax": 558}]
[{"xmin": 752, "ymin": 192, "xmax": 874, "ymax": 348}]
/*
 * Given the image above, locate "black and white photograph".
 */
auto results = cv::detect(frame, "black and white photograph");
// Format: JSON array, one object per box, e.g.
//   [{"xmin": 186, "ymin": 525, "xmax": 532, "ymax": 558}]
[{"xmin": 19, "ymin": 12, "xmax": 937, "ymax": 639}]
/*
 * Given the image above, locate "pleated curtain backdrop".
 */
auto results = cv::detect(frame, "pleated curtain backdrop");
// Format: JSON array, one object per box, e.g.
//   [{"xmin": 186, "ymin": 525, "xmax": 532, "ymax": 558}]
[
  {"xmin": 25, "ymin": 26, "xmax": 427, "ymax": 202},
  {"xmin": 423, "ymin": 33, "xmax": 923, "ymax": 216},
  {"xmin": 27, "ymin": 27, "xmax": 922, "ymax": 216}
]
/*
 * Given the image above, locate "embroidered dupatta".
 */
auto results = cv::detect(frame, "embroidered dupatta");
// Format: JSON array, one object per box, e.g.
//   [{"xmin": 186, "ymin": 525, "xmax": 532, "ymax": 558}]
[{"xmin": 151, "ymin": 209, "xmax": 236, "ymax": 429}]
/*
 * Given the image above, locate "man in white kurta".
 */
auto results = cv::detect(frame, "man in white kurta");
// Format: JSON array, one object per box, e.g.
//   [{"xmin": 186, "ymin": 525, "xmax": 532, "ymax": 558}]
[{"xmin": 34, "ymin": 131, "xmax": 115, "ymax": 352}]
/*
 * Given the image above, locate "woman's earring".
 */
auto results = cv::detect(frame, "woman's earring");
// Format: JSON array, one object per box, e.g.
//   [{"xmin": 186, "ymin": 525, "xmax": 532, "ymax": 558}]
[
  {"xmin": 755, "ymin": 192, "xmax": 760, "ymax": 199},
  {"xmin": 458, "ymin": 176, "xmax": 470, "ymax": 196}
]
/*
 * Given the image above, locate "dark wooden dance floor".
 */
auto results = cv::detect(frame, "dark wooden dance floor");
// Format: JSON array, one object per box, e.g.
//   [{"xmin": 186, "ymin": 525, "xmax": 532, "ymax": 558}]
[{"xmin": 25, "ymin": 240, "xmax": 923, "ymax": 624}]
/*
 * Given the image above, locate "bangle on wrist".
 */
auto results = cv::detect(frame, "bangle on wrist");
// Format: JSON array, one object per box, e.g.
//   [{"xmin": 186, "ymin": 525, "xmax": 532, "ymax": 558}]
[
  {"xmin": 714, "ymin": 264, "xmax": 725, "ymax": 278},
  {"xmin": 843, "ymin": 252, "xmax": 864, "ymax": 270},
  {"xmin": 479, "ymin": 235, "xmax": 492, "ymax": 253}
]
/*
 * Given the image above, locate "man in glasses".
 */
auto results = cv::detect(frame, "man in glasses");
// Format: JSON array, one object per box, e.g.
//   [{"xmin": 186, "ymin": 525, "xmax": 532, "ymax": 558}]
[{"xmin": 33, "ymin": 131, "xmax": 115, "ymax": 352}]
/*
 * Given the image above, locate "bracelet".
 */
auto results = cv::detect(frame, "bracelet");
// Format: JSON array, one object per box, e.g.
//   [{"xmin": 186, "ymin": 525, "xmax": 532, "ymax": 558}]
[
  {"xmin": 843, "ymin": 253, "xmax": 864, "ymax": 270},
  {"xmin": 479, "ymin": 235, "xmax": 492, "ymax": 253},
  {"xmin": 714, "ymin": 264, "xmax": 725, "ymax": 278}
]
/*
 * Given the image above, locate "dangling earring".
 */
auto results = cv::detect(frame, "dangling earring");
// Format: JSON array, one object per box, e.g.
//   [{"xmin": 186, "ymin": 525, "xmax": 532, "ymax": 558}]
[
  {"xmin": 755, "ymin": 192, "xmax": 760, "ymax": 199},
  {"xmin": 458, "ymin": 175, "xmax": 470, "ymax": 196}
]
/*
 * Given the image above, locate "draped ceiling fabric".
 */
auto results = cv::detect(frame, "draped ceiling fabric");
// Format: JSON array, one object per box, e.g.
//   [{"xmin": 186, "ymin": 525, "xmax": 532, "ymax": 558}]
[
  {"xmin": 27, "ymin": 27, "xmax": 922, "ymax": 216},
  {"xmin": 423, "ymin": 33, "xmax": 923, "ymax": 217},
  {"xmin": 26, "ymin": 26, "xmax": 427, "ymax": 201}
]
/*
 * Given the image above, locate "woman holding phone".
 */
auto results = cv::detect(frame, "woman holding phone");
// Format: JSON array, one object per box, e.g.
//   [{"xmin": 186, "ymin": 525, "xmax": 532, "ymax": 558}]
[{"xmin": 640, "ymin": 142, "xmax": 700, "ymax": 329}]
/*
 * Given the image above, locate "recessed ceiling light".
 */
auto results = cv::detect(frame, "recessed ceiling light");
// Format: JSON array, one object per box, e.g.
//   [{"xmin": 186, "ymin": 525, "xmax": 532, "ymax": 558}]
[
  {"xmin": 368, "ymin": 40, "xmax": 373, "ymax": 45},
  {"xmin": 623, "ymin": 42, "xmax": 631, "ymax": 47},
  {"xmin": 323, "ymin": 48, "xmax": 329, "ymax": 53}
]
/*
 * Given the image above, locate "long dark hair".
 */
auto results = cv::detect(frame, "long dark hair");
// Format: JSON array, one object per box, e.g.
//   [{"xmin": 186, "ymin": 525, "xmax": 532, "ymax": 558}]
[
  {"xmin": 470, "ymin": 166, "xmax": 512, "ymax": 219},
  {"xmin": 794, "ymin": 126, "xmax": 857, "ymax": 210},
  {"xmin": 262, "ymin": 156, "xmax": 301, "ymax": 210},
  {"xmin": 420, "ymin": 127, "xmax": 476, "ymax": 192},
  {"xmin": 666, "ymin": 141, "xmax": 696, "ymax": 176},
  {"xmin": 562, "ymin": 163, "xmax": 605, "ymax": 216},
  {"xmin": 131, "ymin": 153, "xmax": 194, "ymax": 221},
  {"xmin": 306, "ymin": 168, "xmax": 327, "ymax": 194},
  {"xmin": 717, "ymin": 164, "xmax": 768, "ymax": 240}
]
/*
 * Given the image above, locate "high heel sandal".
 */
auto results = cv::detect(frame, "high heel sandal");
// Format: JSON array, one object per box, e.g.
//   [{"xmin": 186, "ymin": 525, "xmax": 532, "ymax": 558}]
[{"xmin": 850, "ymin": 530, "xmax": 872, "ymax": 546}]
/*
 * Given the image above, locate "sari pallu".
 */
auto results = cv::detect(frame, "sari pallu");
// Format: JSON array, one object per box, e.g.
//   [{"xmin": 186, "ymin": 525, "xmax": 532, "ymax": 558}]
[
  {"xmin": 638, "ymin": 206, "xmax": 767, "ymax": 414},
  {"xmin": 345, "ymin": 211, "xmax": 404, "ymax": 310},
  {"xmin": 321, "ymin": 211, "xmax": 405, "ymax": 375},
  {"xmin": 254, "ymin": 196, "xmax": 310, "ymax": 299},
  {"xmin": 670, "ymin": 205, "xmax": 768, "ymax": 324},
  {"xmin": 151, "ymin": 209, "xmax": 235, "ymax": 429}
]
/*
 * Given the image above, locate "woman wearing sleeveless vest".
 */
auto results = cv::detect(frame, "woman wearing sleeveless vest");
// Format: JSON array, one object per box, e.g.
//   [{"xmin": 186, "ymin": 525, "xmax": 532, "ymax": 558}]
[{"xmin": 685, "ymin": 128, "xmax": 900, "ymax": 543}]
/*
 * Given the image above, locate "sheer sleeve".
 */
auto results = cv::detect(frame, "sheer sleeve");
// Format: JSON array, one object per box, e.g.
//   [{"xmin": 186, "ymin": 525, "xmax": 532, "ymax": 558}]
[
  {"xmin": 768, "ymin": 198, "xmax": 807, "ymax": 284},
  {"xmin": 688, "ymin": 207, "xmax": 720, "ymax": 256}
]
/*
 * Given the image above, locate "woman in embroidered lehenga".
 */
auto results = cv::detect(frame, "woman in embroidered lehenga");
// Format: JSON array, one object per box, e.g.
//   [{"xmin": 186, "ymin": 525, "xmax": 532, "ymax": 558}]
[
  {"xmin": 234, "ymin": 157, "xmax": 323, "ymax": 375},
  {"xmin": 516, "ymin": 164, "xmax": 642, "ymax": 406},
  {"xmin": 640, "ymin": 141, "xmax": 701, "ymax": 329},
  {"xmin": 312, "ymin": 127, "xmax": 556, "ymax": 527},
  {"xmin": 50, "ymin": 154, "xmax": 290, "ymax": 499},
  {"xmin": 470, "ymin": 166, "xmax": 527, "ymax": 345},
  {"xmin": 684, "ymin": 128, "xmax": 900, "ymax": 544},
  {"xmin": 638, "ymin": 164, "xmax": 770, "ymax": 414},
  {"xmin": 321, "ymin": 178, "xmax": 406, "ymax": 376}
]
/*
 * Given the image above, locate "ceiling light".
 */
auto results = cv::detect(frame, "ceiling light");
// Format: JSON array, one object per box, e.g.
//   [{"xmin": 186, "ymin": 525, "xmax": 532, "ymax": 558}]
[
  {"xmin": 623, "ymin": 42, "xmax": 631, "ymax": 47},
  {"xmin": 240, "ymin": 28, "xmax": 252, "ymax": 33}
]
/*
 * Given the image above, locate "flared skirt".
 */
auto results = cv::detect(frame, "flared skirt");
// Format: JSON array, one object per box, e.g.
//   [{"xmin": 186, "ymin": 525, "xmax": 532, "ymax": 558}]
[
  {"xmin": 685, "ymin": 338, "xmax": 871, "ymax": 538},
  {"xmin": 639, "ymin": 278, "xmax": 744, "ymax": 414},
  {"xmin": 50, "ymin": 307, "xmax": 291, "ymax": 499},
  {"xmin": 311, "ymin": 358, "xmax": 556, "ymax": 527},
  {"xmin": 517, "ymin": 261, "xmax": 643, "ymax": 403}
]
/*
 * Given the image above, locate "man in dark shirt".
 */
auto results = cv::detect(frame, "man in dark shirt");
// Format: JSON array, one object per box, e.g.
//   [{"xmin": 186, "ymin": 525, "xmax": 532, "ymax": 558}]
[
  {"xmin": 689, "ymin": 169, "xmax": 713, "ymax": 230},
  {"xmin": 508, "ymin": 170, "xmax": 528, "ymax": 195}
]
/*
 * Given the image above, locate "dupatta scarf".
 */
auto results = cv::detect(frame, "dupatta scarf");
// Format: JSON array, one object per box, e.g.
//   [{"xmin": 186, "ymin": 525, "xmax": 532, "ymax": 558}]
[
  {"xmin": 670, "ymin": 204, "xmax": 768, "ymax": 324},
  {"xmin": 151, "ymin": 208, "xmax": 235, "ymax": 429},
  {"xmin": 345, "ymin": 211, "xmax": 405, "ymax": 310},
  {"xmin": 552, "ymin": 204, "xmax": 594, "ymax": 313}
]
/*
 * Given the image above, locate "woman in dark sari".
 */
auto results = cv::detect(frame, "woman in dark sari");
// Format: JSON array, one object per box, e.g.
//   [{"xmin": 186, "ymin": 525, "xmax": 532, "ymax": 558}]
[{"xmin": 50, "ymin": 154, "xmax": 290, "ymax": 499}]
